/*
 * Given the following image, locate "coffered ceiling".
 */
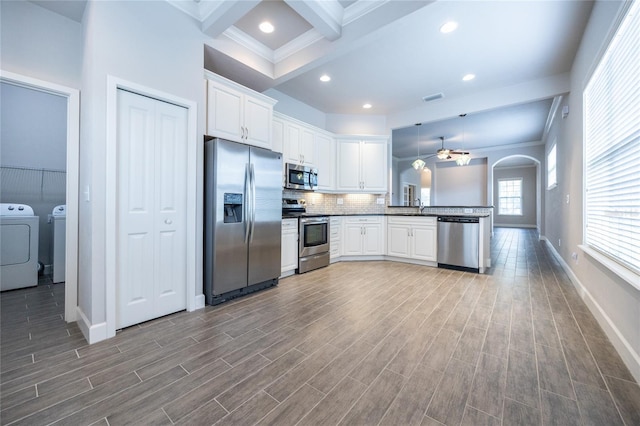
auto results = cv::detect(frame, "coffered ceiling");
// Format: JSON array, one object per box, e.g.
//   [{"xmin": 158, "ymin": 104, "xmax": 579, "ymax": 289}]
[{"xmin": 31, "ymin": 0, "xmax": 596, "ymax": 162}]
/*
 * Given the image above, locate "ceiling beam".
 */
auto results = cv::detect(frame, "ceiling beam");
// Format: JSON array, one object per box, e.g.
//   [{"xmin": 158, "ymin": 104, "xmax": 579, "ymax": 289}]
[
  {"xmin": 201, "ymin": 0, "xmax": 261, "ymax": 38},
  {"xmin": 284, "ymin": 0, "xmax": 343, "ymax": 41}
]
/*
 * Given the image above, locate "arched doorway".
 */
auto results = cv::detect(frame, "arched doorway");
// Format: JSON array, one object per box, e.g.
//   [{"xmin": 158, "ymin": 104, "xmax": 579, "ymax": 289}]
[{"xmin": 491, "ymin": 155, "xmax": 542, "ymax": 232}]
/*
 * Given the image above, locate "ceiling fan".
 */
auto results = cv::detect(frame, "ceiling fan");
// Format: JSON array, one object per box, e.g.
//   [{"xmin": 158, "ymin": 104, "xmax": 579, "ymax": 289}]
[{"xmin": 433, "ymin": 136, "xmax": 471, "ymax": 165}]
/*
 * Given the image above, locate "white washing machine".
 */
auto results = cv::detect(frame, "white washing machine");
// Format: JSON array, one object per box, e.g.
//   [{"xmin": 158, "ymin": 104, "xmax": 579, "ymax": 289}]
[
  {"xmin": 0, "ymin": 203, "xmax": 39, "ymax": 291},
  {"xmin": 51, "ymin": 204, "xmax": 66, "ymax": 284}
]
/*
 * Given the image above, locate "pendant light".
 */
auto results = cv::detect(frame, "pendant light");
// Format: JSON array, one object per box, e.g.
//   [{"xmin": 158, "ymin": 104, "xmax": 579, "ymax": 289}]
[
  {"xmin": 411, "ymin": 123, "xmax": 426, "ymax": 171},
  {"xmin": 456, "ymin": 113, "xmax": 471, "ymax": 166}
]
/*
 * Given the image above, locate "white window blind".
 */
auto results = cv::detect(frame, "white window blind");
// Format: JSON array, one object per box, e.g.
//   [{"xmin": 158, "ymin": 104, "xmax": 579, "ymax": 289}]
[
  {"xmin": 498, "ymin": 178, "xmax": 523, "ymax": 215},
  {"xmin": 547, "ymin": 143, "xmax": 557, "ymax": 189},
  {"xmin": 584, "ymin": 0, "xmax": 640, "ymax": 274}
]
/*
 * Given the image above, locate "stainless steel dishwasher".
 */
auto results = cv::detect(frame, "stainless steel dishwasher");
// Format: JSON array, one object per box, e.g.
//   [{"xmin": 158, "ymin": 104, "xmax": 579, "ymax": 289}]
[{"xmin": 437, "ymin": 216, "xmax": 480, "ymax": 272}]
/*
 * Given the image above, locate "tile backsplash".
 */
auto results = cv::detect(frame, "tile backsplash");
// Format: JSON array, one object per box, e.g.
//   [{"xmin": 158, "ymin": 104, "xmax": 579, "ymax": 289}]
[{"xmin": 283, "ymin": 190, "xmax": 386, "ymax": 215}]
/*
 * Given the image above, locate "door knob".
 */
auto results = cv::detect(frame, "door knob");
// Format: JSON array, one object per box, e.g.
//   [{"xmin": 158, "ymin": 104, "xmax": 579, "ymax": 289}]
[{"xmin": 165, "ymin": 219, "xmax": 172, "ymax": 225}]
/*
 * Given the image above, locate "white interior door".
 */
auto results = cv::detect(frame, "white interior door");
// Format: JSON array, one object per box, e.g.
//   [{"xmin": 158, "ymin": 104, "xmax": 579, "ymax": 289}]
[{"xmin": 117, "ymin": 89, "xmax": 187, "ymax": 329}]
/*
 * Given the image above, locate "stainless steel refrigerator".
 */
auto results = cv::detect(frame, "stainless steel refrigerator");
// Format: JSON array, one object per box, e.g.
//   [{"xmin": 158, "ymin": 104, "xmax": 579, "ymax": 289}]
[{"xmin": 204, "ymin": 137, "xmax": 282, "ymax": 305}]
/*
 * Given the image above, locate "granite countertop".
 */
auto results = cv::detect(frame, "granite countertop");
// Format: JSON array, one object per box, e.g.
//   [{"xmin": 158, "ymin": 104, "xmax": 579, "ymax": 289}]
[
  {"xmin": 387, "ymin": 205, "xmax": 494, "ymax": 209},
  {"xmin": 283, "ymin": 212, "xmax": 491, "ymax": 219}
]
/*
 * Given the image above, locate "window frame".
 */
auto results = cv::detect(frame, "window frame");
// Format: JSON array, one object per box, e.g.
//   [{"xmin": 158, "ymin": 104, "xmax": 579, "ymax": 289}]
[
  {"xmin": 547, "ymin": 143, "xmax": 557, "ymax": 190},
  {"xmin": 497, "ymin": 177, "xmax": 523, "ymax": 216}
]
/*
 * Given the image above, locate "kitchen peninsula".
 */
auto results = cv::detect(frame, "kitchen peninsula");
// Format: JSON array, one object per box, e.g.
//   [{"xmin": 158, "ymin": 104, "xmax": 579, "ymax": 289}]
[{"xmin": 280, "ymin": 189, "xmax": 492, "ymax": 278}]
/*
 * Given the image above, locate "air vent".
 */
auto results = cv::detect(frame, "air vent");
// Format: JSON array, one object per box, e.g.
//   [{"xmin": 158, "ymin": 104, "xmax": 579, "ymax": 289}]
[{"xmin": 422, "ymin": 92, "xmax": 444, "ymax": 102}]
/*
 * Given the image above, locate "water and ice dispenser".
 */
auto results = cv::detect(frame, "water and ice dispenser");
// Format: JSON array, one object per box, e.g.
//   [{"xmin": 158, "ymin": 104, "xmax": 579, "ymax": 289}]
[{"xmin": 223, "ymin": 193, "xmax": 243, "ymax": 223}]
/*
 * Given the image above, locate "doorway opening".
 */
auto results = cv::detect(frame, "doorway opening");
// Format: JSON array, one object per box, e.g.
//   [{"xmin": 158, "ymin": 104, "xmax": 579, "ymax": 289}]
[{"xmin": 0, "ymin": 70, "xmax": 80, "ymax": 323}]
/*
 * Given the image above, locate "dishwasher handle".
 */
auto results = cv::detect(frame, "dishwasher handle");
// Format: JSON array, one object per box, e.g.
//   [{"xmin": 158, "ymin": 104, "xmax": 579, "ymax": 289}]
[{"xmin": 438, "ymin": 216, "xmax": 479, "ymax": 224}]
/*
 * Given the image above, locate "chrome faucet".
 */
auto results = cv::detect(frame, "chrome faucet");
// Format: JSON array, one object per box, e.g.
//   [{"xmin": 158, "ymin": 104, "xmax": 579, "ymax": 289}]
[{"xmin": 416, "ymin": 198, "xmax": 426, "ymax": 214}]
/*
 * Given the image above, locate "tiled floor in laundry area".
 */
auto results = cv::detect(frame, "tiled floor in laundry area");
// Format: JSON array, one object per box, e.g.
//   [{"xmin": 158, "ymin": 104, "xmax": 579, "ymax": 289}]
[{"xmin": 1, "ymin": 228, "xmax": 638, "ymax": 425}]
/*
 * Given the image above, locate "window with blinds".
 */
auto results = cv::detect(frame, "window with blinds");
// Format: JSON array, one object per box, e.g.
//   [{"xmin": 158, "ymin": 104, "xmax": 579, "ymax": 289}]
[
  {"xmin": 498, "ymin": 178, "xmax": 523, "ymax": 216},
  {"xmin": 584, "ymin": 0, "xmax": 640, "ymax": 275}
]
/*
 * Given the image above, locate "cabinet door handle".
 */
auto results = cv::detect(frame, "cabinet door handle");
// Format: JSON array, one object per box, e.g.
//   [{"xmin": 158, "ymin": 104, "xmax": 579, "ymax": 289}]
[{"xmin": 245, "ymin": 127, "xmax": 249, "ymax": 140}]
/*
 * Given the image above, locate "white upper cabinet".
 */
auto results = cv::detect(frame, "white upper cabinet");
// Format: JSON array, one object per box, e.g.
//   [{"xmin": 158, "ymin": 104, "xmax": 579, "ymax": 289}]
[
  {"xmin": 205, "ymin": 72, "xmax": 276, "ymax": 150},
  {"xmin": 337, "ymin": 136, "xmax": 388, "ymax": 192},
  {"xmin": 283, "ymin": 119, "xmax": 315, "ymax": 167},
  {"xmin": 314, "ymin": 132, "xmax": 335, "ymax": 191},
  {"xmin": 272, "ymin": 115, "xmax": 285, "ymax": 154}
]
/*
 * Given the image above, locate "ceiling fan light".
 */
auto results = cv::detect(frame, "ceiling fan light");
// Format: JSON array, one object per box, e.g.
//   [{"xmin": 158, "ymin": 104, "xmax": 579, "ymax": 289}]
[
  {"xmin": 412, "ymin": 158, "xmax": 426, "ymax": 170},
  {"xmin": 456, "ymin": 153, "xmax": 471, "ymax": 166},
  {"xmin": 436, "ymin": 149, "xmax": 450, "ymax": 160}
]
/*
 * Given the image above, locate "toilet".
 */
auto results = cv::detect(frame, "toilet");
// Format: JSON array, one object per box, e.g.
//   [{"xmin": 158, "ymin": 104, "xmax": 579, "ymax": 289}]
[{"xmin": 0, "ymin": 203, "xmax": 39, "ymax": 291}]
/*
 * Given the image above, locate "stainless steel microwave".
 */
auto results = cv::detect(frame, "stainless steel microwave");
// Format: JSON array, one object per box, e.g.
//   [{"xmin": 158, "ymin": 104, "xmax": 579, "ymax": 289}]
[{"xmin": 285, "ymin": 163, "xmax": 318, "ymax": 191}]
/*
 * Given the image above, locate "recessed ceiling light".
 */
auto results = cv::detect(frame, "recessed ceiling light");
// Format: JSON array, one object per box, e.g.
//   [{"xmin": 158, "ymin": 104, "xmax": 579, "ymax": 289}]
[
  {"xmin": 320, "ymin": 74, "xmax": 331, "ymax": 82},
  {"xmin": 363, "ymin": 103, "xmax": 372, "ymax": 109},
  {"xmin": 259, "ymin": 21, "xmax": 274, "ymax": 33},
  {"xmin": 440, "ymin": 21, "xmax": 458, "ymax": 34},
  {"xmin": 462, "ymin": 73, "xmax": 476, "ymax": 81}
]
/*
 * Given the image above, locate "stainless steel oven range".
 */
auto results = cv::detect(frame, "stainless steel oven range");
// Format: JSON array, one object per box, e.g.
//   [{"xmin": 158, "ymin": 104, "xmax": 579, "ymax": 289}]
[{"xmin": 298, "ymin": 216, "xmax": 330, "ymax": 274}]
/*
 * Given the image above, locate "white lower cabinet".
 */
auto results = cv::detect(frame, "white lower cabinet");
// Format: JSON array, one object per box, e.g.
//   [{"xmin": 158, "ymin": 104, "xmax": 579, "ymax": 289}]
[
  {"xmin": 281, "ymin": 219, "xmax": 298, "ymax": 276},
  {"xmin": 386, "ymin": 216, "xmax": 437, "ymax": 262},
  {"xmin": 330, "ymin": 216, "xmax": 342, "ymax": 261},
  {"xmin": 343, "ymin": 216, "xmax": 384, "ymax": 256}
]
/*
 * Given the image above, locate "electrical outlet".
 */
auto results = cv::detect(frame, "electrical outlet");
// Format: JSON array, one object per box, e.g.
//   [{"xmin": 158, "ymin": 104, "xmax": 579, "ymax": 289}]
[
  {"xmin": 558, "ymin": 239, "xmax": 561, "ymax": 247},
  {"xmin": 337, "ymin": 198, "xmax": 343, "ymax": 205},
  {"xmin": 571, "ymin": 252, "xmax": 578, "ymax": 263},
  {"xmin": 566, "ymin": 194, "xmax": 570, "ymax": 204},
  {"xmin": 377, "ymin": 197, "xmax": 385, "ymax": 205}
]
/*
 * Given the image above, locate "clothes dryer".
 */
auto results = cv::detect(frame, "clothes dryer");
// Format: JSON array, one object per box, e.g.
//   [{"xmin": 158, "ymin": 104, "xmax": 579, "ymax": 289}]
[{"xmin": 0, "ymin": 203, "xmax": 39, "ymax": 290}]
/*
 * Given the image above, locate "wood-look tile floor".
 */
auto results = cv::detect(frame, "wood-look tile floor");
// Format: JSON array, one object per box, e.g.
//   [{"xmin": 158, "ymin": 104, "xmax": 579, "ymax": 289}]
[{"xmin": 1, "ymin": 228, "xmax": 639, "ymax": 425}]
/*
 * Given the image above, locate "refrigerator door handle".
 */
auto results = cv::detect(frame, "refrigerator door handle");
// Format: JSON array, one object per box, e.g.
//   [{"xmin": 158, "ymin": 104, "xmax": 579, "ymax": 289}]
[
  {"xmin": 244, "ymin": 162, "xmax": 251, "ymax": 244},
  {"xmin": 249, "ymin": 162, "xmax": 256, "ymax": 242}
]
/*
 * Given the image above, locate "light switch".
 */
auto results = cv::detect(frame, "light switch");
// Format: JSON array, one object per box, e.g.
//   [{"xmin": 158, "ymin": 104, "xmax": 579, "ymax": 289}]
[{"xmin": 566, "ymin": 194, "xmax": 570, "ymax": 204}]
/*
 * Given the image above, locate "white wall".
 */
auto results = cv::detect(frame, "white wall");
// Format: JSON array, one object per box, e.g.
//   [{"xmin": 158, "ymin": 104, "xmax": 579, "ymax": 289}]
[
  {"xmin": 544, "ymin": 0, "xmax": 640, "ymax": 381},
  {"xmin": 434, "ymin": 158, "xmax": 487, "ymax": 206},
  {"xmin": 264, "ymin": 88, "xmax": 327, "ymax": 129},
  {"xmin": 1, "ymin": 83, "xmax": 67, "ymax": 169},
  {"xmin": 0, "ymin": 0, "xmax": 82, "ymax": 88},
  {"xmin": 326, "ymin": 113, "xmax": 387, "ymax": 135},
  {"xmin": 76, "ymin": 1, "xmax": 206, "ymax": 326},
  {"xmin": 493, "ymin": 166, "xmax": 537, "ymax": 227}
]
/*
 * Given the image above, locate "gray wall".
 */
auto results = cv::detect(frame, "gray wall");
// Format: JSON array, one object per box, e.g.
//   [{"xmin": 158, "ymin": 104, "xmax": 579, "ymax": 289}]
[
  {"xmin": 1, "ymin": 82, "xmax": 68, "ymax": 267},
  {"xmin": 434, "ymin": 158, "xmax": 487, "ymax": 206},
  {"xmin": 493, "ymin": 166, "xmax": 537, "ymax": 227},
  {"xmin": 543, "ymin": 0, "xmax": 640, "ymax": 380}
]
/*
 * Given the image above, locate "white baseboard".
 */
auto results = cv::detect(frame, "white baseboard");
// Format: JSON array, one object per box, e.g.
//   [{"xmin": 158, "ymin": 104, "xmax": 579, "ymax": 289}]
[
  {"xmin": 543, "ymin": 239, "xmax": 640, "ymax": 383},
  {"xmin": 192, "ymin": 294, "xmax": 205, "ymax": 311},
  {"xmin": 494, "ymin": 223, "xmax": 537, "ymax": 228},
  {"xmin": 76, "ymin": 306, "xmax": 108, "ymax": 344}
]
